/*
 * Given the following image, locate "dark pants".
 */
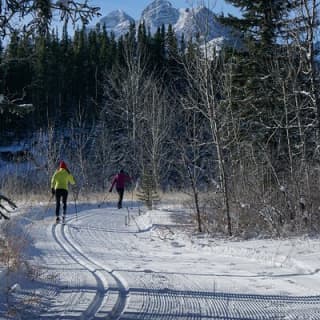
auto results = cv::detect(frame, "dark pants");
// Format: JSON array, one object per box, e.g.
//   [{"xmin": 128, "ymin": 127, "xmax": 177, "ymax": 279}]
[
  {"xmin": 55, "ymin": 189, "xmax": 68, "ymax": 217},
  {"xmin": 116, "ymin": 188, "xmax": 124, "ymax": 209}
]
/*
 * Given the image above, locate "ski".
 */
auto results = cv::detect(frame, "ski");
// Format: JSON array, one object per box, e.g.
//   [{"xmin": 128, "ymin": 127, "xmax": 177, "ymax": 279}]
[
  {"xmin": 55, "ymin": 220, "xmax": 66, "ymax": 225},
  {"xmin": 55, "ymin": 216, "xmax": 66, "ymax": 224}
]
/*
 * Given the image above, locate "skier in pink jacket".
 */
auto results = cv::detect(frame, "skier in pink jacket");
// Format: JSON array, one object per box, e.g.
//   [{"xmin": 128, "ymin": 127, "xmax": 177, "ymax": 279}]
[{"xmin": 109, "ymin": 169, "xmax": 132, "ymax": 209}]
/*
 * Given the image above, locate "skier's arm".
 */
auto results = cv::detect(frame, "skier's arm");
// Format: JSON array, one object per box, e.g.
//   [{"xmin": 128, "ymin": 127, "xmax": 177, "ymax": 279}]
[
  {"xmin": 69, "ymin": 173, "xmax": 75, "ymax": 185},
  {"xmin": 126, "ymin": 174, "xmax": 132, "ymax": 184},
  {"xmin": 50, "ymin": 172, "xmax": 56, "ymax": 189}
]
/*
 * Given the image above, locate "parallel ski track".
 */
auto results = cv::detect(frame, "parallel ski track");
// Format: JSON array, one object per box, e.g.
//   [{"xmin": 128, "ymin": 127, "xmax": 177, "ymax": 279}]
[
  {"xmin": 52, "ymin": 210, "xmax": 320, "ymax": 320},
  {"xmin": 52, "ymin": 211, "xmax": 129, "ymax": 319},
  {"xmin": 121, "ymin": 289, "xmax": 320, "ymax": 319}
]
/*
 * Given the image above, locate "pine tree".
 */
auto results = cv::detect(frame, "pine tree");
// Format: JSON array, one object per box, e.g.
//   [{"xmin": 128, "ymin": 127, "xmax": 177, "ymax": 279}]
[
  {"xmin": 98, "ymin": 24, "xmax": 110, "ymax": 68},
  {"xmin": 179, "ymin": 33, "xmax": 186, "ymax": 56},
  {"xmin": 0, "ymin": 38, "xmax": 3, "ymax": 94},
  {"xmin": 151, "ymin": 25, "xmax": 166, "ymax": 71},
  {"xmin": 219, "ymin": 0, "xmax": 297, "ymax": 148},
  {"xmin": 72, "ymin": 26, "xmax": 90, "ymax": 107},
  {"xmin": 59, "ymin": 22, "xmax": 74, "ymax": 114},
  {"xmin": 221, "ymin": 0, "xmax": 293, "ymax": 51},
  {"xmin": 33, "ymin": 34, "xmax": 50, "ymax": 123},
  {"xmin": 137, "ymin": 21, "xmax": 149, "ymax": 60},
  {"xmin": 166, "ymin": 24, "xmax": 178, "ymax": 60},
  {"xmin": 1, "ymin": 33, "xmax": 34, "ymax": 132},
  {"xmin": 165, "ymin": 24, "xmax": 180, "ymax": 79},
  {"xmin": 136, "ymin": 168, "xmax": 160, "ymax": 210},
  {"xmin": 109, "ymin": 32, "xmax": 118, "ymax": 67}
]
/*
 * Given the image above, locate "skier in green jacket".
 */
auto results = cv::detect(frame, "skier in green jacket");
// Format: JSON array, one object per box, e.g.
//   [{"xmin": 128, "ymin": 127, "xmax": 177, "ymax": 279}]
[{"xmin": 51, "ymin": 160, "xmax": 75, "ymax": 223}]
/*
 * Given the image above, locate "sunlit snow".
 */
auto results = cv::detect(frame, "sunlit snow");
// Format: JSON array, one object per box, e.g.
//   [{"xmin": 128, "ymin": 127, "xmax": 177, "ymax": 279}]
[{"xmin": 1, "ymin": 199, "xmax": 319, "ymax": 319}]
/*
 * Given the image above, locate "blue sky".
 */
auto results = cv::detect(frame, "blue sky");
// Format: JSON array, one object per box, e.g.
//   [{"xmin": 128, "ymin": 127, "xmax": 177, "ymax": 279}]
[{"xmin": 88, "ymin": 0, "xmax": 240, "ymax": 22}]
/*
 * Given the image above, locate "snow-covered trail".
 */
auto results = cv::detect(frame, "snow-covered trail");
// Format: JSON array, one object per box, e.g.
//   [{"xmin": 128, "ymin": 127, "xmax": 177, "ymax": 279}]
[{"xmin": 12, "ymin": 203, "xmax": 320, "ymax": 318}]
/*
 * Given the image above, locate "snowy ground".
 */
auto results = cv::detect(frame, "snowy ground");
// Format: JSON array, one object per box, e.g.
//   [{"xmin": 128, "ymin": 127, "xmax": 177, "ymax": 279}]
[{"xmin": 1, "ymin": 198, "xmax": 320, "ymax": 319}]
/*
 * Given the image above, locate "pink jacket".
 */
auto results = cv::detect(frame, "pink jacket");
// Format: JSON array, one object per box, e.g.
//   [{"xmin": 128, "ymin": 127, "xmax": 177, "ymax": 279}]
[{"xmin": 110, "ymin": 172, "xmax": 131, "ymax": 190}]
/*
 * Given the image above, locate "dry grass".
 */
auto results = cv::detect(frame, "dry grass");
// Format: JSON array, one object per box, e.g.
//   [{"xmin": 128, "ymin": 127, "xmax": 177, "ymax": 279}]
[
  {"xmin": 0, "ymin": 220, "xmax": 58, "ymax": 318},
  {"xmin": 5, "ymin": 188, "xmax": 191, "ymax": 207}
]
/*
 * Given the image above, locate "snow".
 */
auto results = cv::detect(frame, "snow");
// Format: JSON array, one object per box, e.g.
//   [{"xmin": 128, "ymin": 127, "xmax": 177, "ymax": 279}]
[{"xmin": 1, "ymin": 198, "xmax": 320, "ymax": 318}]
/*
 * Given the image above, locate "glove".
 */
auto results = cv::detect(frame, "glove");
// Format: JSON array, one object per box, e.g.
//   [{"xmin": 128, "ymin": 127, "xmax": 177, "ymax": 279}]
[{"xmin": 51, "ymin": 188, "xmax": 55, "ymax": 195}]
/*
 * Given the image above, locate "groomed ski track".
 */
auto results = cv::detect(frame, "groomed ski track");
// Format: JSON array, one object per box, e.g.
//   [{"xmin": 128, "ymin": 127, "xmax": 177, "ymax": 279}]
[
  {"xmin": 52, "ymin": 211, "xmax": 129, "ymax": 319},
  {"xmin": 20, "ymin": 205, "xmax": 320, "ymax": 319}
]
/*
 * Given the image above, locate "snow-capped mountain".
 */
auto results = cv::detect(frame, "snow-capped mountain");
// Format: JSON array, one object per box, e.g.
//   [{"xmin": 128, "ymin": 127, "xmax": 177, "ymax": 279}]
[
  {"xmin": 140, "ymin": 0, "xmax": 180, "ymax": 34},
  {"xmin": 99, "ymin": 9, "xmax": 135, "ymax": 38},
  {"xmin": 96, "ymin": 0, "xmax": 235, "ymax": 46},
  {"xmin": 174, "ymin": 6, "xmax": 233, "ymax": 42}
]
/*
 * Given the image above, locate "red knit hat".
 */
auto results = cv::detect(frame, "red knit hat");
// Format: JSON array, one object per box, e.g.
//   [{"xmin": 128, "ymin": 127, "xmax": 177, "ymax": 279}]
[{"xmin": 59, "ymin": 160, "xmax": 67, "ymax": 169}]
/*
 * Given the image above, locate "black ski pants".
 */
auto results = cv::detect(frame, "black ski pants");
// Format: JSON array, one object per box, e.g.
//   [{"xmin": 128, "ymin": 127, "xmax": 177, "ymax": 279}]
[
  {"xmin": 55, "ymin": 189, "xmax": 68, "ymax": 217},
  {"xmin": 116, "ymin": 187, "xmax": 124, "ymax": 209}
]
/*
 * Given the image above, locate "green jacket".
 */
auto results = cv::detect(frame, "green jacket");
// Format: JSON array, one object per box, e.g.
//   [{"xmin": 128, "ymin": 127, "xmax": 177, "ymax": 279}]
[{"xmin": 51, "ymin": 168, "xmax": 75, "ymax": 191}]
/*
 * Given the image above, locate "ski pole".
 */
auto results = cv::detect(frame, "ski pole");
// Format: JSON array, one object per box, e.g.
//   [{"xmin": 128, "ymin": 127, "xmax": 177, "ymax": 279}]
[
  {"xmin": 73, "ymin": 188, "xmax": 78, "ymax": 220},
  {"xmin": 43, "ymin": 193, "xmax": 54, "ymax": 219},
  {"xmin": 98, "ymin": 189, "xmax": 109, "ymax": 208},
  {"xmin": 131, "ymin": 188, "xmax": 134, "ymax": 209}
]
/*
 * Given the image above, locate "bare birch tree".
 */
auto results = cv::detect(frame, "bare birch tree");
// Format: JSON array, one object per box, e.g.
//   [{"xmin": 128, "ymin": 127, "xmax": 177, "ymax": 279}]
[
  {"xmin": 136, "ymin": 78, "xmax": 171, "ymax": 189},
  {"xmin": 103, "ymin": 38, "xmax": 150, "ymax": 173},
  {"xmin": 181, "ymin": 43, "xmax": 234, "ymax": 235}
]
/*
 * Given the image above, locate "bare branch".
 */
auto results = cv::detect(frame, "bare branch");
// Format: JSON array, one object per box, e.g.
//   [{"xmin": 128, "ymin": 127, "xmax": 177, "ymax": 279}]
[{"xmin": 0, "ymin": 0, "xmax": 101, "ymax": 38}]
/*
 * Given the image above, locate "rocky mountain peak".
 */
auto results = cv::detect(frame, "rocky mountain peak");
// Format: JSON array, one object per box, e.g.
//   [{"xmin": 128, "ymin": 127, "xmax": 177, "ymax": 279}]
[
  {"xmin": 99, "ymin": 9, "xmax": 135, "ymax": 38},
  {"xmin": 140, "ymin": 0, "xmax": 180, "ymax": 34}
]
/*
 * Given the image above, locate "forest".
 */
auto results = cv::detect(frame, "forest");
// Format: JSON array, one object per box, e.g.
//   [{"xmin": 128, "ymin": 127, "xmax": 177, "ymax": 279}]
[{"xmin": 0, "ymin": 0, "xmax": 319, "ymax": 237}]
